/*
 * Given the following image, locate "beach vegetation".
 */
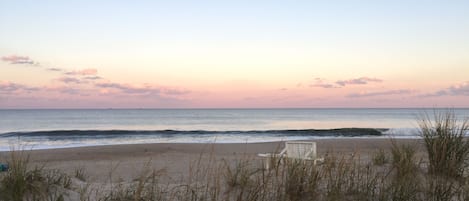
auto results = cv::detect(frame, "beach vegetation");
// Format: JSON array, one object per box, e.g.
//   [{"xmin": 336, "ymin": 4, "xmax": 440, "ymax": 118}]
[
  {"xmin": 74, "ymin": 167, "xmax": 87, "ymax": 182},
  {"xmin": 372, "ymin": 148, "xmax": 388, "ymax": 166},
  {"xmin": 0, "ymin": 148, "xmax": 72, "ymax": 201},
  {"xmin": 419, "ymin": 110, "xmax": 469, "ymax": 178}
]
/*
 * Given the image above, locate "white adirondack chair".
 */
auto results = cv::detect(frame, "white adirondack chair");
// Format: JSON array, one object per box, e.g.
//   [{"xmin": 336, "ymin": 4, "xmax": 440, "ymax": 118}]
[{"xmin": 258, "ymin": 141, "xmax": 323, "ymax": 169}]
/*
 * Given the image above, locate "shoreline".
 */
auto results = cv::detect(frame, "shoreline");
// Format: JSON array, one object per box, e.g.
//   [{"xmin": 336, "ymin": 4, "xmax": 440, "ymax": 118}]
[
  {"xmin": 0, "ymin": 137, "xmax": 424, "ymax": 154},
  {"xmin": 0, "ymin": 135, "xmax": 423, "ymax": 152}
]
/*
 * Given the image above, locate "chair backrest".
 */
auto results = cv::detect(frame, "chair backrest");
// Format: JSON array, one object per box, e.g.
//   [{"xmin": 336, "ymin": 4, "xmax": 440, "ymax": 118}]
[{"xmin": 285, "ymin": 141, "xmax": 317, "ymax": 159}]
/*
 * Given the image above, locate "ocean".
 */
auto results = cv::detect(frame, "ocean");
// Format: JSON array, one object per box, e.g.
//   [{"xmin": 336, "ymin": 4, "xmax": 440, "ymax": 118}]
[{"xmin": 0, "ymin": 108, "xmax": 468, "ymax": 150}]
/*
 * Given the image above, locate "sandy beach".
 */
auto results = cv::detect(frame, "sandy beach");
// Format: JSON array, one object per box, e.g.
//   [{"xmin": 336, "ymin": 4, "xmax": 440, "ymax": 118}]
[
  {"xmin": 1, "ymin": 138, "xmax": 426, "ymax": 183},
  {"xmin": 4, "ymin": 136, "xmax": 469, "ymax": 201}
]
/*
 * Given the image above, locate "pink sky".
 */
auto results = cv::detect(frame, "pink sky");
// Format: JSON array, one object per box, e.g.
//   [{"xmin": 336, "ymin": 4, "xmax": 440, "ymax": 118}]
[{"xmin": 1, "ymin": 54, "xmax": 468, "ymax": 108}]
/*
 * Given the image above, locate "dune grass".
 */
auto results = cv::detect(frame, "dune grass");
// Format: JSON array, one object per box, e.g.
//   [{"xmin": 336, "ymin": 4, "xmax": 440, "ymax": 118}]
[
  {"xmin": 0, "ymin": 147, "xmax": 72, "ymax": 201},
  {"xmin": 419, "ymin": 110, "xmax": 469, "ymax": 178},
  {"xmin": 372, "ymin": 148, "xmax": 388, "ymax": 166}
]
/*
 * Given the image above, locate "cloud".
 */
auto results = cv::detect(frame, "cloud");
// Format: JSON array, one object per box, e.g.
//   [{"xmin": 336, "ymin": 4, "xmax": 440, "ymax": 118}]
[
  {"xmin": 310, "ymin": 77, "xmax": 382, "ymax": 89},
  {"xmin": 57, "ymin": 77, "xmax": 84, "ymax": 84},
  {"xmin": 57, "ymin": 87, "xmax": 83, "ymax": 95},
  {"xmin": 310, "ymin": 78, "xmax": 340, "ymax": 88},
  {"xmin": 336, "ymin": 77, "xmax": 383, "ymax": 86},
  {"xmin": 0, "ymin": 81, "xmax": 40, "ymax": 94},
  {"xmin": 95, "ymin": 82, "xmax": 190, "ymax": 96},
  {"xmin": 441, "ymin": 82, "xmax": 469, "ymax": 96},
  {"xmin": 95, "ymin": 82, "xmax": 161, "ymax": 95},
  {"xmin": 2, "ymin": 55, "xmax": 100, "ymax": 78},
  {"xmin": 95, "ymin": 82, "xmax": 131, "ymax": 90},
  {"xmin": 310, "ymin": 83, "xmax": 339, "ymax": 88},
  {"xmin": 47, "ymin": 68, "xmax": 63, "ymax": 72},
  {"xmin": 422, "ymin": 81, "xmax": 469, "ymax": 97},
  {"xmin": 83, "ymin": 76, "xmax": 102, "ymax": 80},
  {"xmin": 65, "ymin": 68, "xmax": 98, "ymax": 76},
  {"xmin": 0, "ymin": 81, "xmax": 90, "ymax": 97},
  {"xmin": 347, "ymin": 89, "xmax": 415, "ymax": 98},
  {"xmin": 163, "ymin": 88, "xmax": 190, "ymax": 95},
  {"xmin": 1, "ymin": 55, "xmax": 38, "ymax": 65}
]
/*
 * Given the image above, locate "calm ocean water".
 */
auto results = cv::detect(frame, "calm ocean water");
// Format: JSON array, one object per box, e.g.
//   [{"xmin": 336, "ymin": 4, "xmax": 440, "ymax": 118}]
[{"xmin": 0, "ymin": 108, "xmax": 468, "ymax": 150}]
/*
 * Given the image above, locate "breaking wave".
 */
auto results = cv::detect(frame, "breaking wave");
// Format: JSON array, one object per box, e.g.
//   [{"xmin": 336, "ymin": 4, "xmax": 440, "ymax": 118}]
[{"xmin": 1, "ymin": 128, "xmax": 387, "ymax": 140}]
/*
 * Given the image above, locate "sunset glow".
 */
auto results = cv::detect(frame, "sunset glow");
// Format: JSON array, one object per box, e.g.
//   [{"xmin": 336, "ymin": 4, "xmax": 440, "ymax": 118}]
[{"xmin": 1, "ymin": 1, "xmax": 468, "ymax": 108}]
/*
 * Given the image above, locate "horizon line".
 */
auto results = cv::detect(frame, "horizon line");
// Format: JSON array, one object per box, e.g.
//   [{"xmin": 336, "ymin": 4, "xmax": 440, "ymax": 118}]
[{"xmin": 1, "ymin": 107, "xmax": 468, "ymax": 110}]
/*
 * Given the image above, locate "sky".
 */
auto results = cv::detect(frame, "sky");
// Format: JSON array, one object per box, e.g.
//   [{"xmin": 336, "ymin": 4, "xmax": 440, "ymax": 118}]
[{"xmin": 1, "ymin": 0, "xmax": 468, "ymax": 108}]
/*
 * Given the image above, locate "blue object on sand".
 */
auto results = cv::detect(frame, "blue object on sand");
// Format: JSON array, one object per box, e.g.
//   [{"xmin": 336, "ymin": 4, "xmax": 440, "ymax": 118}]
[{"xmin": 0, "ymin": 163, "xmax": 8, "ymax": 172}]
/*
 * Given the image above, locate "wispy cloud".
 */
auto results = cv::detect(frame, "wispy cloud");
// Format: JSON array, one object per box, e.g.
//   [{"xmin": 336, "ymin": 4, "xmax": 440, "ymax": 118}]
[
  {"xmin": 336, "ymin": 77, "xmax": 383, "ymax": 86},
  {"xmin": 1, "ymin": 55, "xmax": 39, "ymax": 65},
  {"xmin": 422, "ymin": 81, "xmax": 469, "ymax": 97},
  {"xmin": 95, "ymin": 82, "xmax": 189, "ymax": 96},
  {"xmin": 1, "ymin": 81, "xmax": 88, "ymax": 97},
  {"xmin": 47, "ymin": 68, "xmax": 63, "ymax": 72},
  {"xmin": 96, "ymin": 82, "xmax": 135, "ymax": 91},
  {"xmin": 1, "ymin": 53, "xmax": 191, "ymax": 107},
  {"xmin": 310, "ymin": 77, "xmax": 382, "ymax": 89},
  {"xmin": 2, "ymin": 55, "xmax": 99, "ymax": 78},
  {"xmin": 163, "ymin": 88, "xmax": 190, "ymax": 95},
  {"xmin": 57, "ymin": 87, "xmax": 84, "ymax": 95},
  {"xmin": 310, "ymin": 83, "xmax": 339, "ymax": 89},
  {"xmin": 40, "ymin": 85, "xmax": 92, "ymax": 96},
  {"xmin": 65, "ymin": 68, "xmax": 98, "ymax": 76},
  {"xmin": 95, "ymin": 82, "xmax": 161, "ymax": 95},
  {"xmin": 0, "ymin": 81, "xmax": 40, "ymax": 94},
  {"xmin": 57, "ymin": 77, "xmax": 84, "ymax": 84},
  {"xmin": 83, "ymin": 76, "xmax": 102, "ymax": 80},
  {"xmin": 310, "ymin": 78, "xmax": 340, "ymax": 88},
  {"xmin": 347, "ymin": 89, "xmax": 415, "ymax": 98}
]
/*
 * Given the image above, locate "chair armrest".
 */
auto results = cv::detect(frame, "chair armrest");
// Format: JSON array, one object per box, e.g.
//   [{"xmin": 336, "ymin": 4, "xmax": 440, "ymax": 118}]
[{"xmin": 257, "ymin": 153, "xmax": 283, "ymax": 158}]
